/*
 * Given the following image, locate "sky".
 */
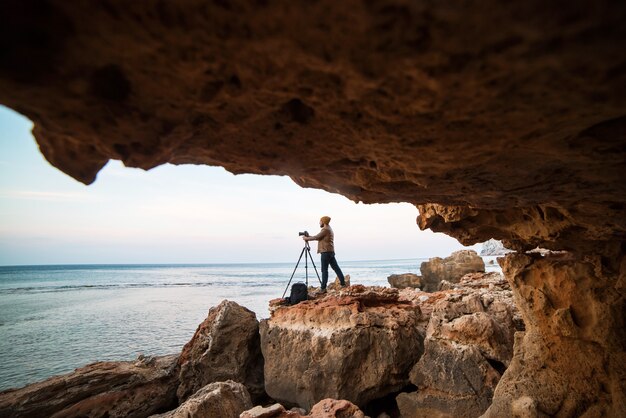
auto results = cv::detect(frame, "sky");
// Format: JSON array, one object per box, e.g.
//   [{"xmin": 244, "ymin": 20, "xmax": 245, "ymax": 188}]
[{"xmin": 0, "ymin": 105, "xmax": 480, "ymax": 265}]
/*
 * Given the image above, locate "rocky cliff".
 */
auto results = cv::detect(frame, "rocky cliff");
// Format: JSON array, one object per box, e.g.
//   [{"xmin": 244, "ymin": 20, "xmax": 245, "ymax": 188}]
[{"xmin": 0, "ymin": 0, "xmax": 624, "ymax": 415}]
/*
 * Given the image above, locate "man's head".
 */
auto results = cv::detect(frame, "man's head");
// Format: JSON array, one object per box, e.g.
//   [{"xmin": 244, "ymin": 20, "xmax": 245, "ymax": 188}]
[{"xmin": 320, "ymin": 216, "xmax": 331, "ymax": 227}]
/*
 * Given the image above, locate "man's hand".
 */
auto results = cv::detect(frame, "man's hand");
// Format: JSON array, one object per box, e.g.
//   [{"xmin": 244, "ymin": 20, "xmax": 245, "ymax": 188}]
[{"xmin": 302, "ymin": 236, "xmax": 309, "ymax": 242}]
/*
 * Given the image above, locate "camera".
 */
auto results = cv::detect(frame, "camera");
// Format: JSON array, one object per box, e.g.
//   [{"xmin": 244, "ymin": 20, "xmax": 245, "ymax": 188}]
[{"xmin": 298, "ymin": 231, "xmax": 309, "ymax": 237}]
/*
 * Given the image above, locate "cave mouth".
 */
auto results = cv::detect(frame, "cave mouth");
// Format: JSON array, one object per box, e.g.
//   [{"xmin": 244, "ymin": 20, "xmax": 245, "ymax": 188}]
[{"xmin": 0, "ymin": 1, "xmax": 625, "ymax": 417}]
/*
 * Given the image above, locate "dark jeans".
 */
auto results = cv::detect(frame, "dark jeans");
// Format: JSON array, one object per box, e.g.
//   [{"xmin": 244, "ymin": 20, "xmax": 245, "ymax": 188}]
[{"xmin": 320, "ymin": 252, "xmax": 345, "ymax": 289}]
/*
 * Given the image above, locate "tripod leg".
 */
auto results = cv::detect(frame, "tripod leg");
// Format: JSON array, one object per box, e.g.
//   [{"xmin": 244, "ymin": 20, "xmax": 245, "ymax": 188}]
[
  {"xmin": 306, "ymin": 247, "xmax": 323, "ymax": 286},
  {"xmin": 282, "ymin": 246, "xmax": 307, "ymax": 298}
]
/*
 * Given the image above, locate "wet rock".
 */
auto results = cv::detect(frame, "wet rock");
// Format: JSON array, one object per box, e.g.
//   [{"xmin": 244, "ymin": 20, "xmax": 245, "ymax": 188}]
[
  {"xmin": 397, "ymin": 272, "xmax": 520, "ymax": 418},
  {"xmin": 260, "ymin": 286, "xmax": 423, "ymax": 409},
  {"xmin": 152, "ymin": 380, "xmax": 251, "ymax": 418},
  {"xmin": 177, "ymin": 300, "xmax": 264, "ymax": 402},
  {"xmin": 387, "ymin": 273, "xmax": 422, "ymax": 289},
  {"xmin": 0, "ymin": 354, "xmax": 179, "ymax": 418},
  {"xmin": 420, "ymin": 250, "xmax": 485, "ymax": 292}
]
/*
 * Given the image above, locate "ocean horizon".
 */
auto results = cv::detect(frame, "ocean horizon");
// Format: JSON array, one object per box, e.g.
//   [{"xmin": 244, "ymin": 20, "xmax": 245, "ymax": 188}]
[{"xmin": 0, "ymin": 257, "xmax": 501, "ymax": 391}]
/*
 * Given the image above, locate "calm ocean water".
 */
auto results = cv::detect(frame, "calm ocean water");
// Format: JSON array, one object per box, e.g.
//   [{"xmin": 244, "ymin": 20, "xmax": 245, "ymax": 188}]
[{"xmin": 0, "ymin": 257, "xmax": 501, "ymax": 391}]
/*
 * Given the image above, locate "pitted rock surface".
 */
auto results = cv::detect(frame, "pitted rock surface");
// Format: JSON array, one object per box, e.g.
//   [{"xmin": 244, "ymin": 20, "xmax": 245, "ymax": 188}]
[
  {"xmin": 1, "ymin": 1, "xmax": 625, "ymax": 416},
  {"xmin": 0, "ymin": 0, "xmax": 625, "ymax": 253},
  {"xmin": 261, "ymin": 286, "xmax": 423, "ymax": 409},
  {"xmin": 397, "ymin": 271, "xmax": 521, "ymax": 418},
  {"xmin": 482, "ymin": 253, "xmax": 626, "ymax": 418}
]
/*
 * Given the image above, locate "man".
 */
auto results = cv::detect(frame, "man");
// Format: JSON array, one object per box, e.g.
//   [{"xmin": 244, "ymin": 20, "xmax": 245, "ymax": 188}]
[{"xmin": 303, "ymin": 215, "xmax": 346, "ymax": 292}]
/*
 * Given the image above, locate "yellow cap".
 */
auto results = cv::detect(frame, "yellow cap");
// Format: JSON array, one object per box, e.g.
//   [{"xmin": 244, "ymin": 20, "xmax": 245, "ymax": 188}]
[{"xmin": 320, "ymin": 216, "xmax": 331, "ymax": 225}]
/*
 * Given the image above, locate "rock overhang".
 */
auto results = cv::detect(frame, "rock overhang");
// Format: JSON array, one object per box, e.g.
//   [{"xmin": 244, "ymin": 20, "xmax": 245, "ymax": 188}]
[{"xmin": 0, "ymin": 0, "xmax": 625, "ymax": 254}]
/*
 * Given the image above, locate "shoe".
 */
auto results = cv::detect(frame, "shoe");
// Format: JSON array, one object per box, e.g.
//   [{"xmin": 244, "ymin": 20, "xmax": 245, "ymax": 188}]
[{"xmin": 318, "ymin": 288, "xmax": 327, "ymax": 294}]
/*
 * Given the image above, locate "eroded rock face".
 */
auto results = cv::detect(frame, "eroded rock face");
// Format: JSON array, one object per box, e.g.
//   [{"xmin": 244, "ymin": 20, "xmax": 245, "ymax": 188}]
[
  {"xmin": 388, "ymin": 273, "xmax": 423, "ymax": 289},
  {"xmin": 0, "ymin": 354, "xmax": 179, "ymax": 418},
  {"xmin": 0, "ymin": 1, "xmax": 625, "ymax": 415},
  {"xmin": 177, "ymin": 300, "xmax": 264, "ymax": 402},
  {"xmin": 397, "ymin": 272, "xmax": 521, "ymax": 418},
  {"xmin": 420, "ymin": 250, "xmax": 485, "ymax": 292},
  {"xmin": 0, "ymin": 1, "xmax": 624, "ymax": 253},
  {"xmin": 151, "ymin": 380, "xmax": 251, "ymax": 418},
  {"xmin": 260, "ymin": 286, "xmax": 422, "ymax": 409},
  {"xmin": 483, "ymin": 253, "xmax": 626, "ymax": 417}
]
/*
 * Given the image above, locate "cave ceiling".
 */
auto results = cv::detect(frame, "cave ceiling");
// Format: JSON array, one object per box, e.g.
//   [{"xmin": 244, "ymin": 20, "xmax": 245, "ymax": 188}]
[{"xmin": 0, "ymin": 0, "xmax": 625, "ymax": 253}]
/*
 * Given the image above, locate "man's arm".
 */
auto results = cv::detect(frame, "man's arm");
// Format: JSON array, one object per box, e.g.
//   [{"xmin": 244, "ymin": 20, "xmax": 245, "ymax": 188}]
[{"xmin": 304, "ymin": 228, "xmax": 328, "ymax": 241}]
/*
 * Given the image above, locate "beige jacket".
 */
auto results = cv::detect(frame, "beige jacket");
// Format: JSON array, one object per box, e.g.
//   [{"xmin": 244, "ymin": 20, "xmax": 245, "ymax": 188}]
[{"xmin": 309, "ymin": 225, "xmax": 335, "ymax": 254}]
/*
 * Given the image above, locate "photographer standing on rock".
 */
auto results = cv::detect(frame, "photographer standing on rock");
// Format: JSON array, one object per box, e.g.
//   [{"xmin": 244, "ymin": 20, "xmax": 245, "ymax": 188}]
[{"xmin": 303, "ymin": 216, "xmax": 346, "ymax": 293}]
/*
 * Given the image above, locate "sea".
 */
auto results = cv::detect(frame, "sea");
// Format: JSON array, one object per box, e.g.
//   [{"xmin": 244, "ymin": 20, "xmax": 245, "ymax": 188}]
[{"xmin": 0, "ymin": 257, "xmax": 502, "ymax": 391}]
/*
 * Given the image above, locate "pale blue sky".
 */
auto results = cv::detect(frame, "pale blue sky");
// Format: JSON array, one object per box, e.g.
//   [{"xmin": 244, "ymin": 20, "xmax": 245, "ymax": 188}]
[{"xmin": 0, "ymin": 105, "xmax": 478, "ymax": 265}]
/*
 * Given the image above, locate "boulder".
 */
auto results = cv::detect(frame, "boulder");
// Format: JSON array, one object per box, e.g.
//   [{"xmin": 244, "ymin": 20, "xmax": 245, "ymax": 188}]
[
  {"xmin": 0, "ymin": 354, "xmax": 179, "ymax": 418},
  {"xmin": 152, "ymin": 380, "xmax": 251, "ymax": 418},
  {"xmin": 387, "ymin": 273, "xmax": 423, "ymax": 289},
  {"xmin": 308, "ymin": 399, "xmax": 366, "ymax": 418},
  {"xmin": 240, "ymin": 399, "xmax": 365, "ymax": 418},
  {"xmin": 397, "ymin": 272, "xmax": 521, "ymax": 418},
  {"xmin": 177, "ymin": 300, "xmax": 264, "ymax": 402},
  {"xmin": 420, "ymin": 250, "xmax": 486, "ymax": 292},
  {"xmin": 260, "ymin": 286, "xmax": 423, "ymax": 409}
]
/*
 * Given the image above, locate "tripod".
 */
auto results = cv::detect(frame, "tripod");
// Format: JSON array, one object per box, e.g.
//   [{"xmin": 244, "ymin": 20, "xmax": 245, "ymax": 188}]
[{"xmin": 281, "ymin": 241, "xmax": 323, "ymax": 298}]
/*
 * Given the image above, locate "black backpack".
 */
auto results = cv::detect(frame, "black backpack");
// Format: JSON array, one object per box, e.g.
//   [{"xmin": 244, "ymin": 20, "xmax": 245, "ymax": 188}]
[{"xmin": 289, "ymin": 282, "xmax": 308, "ymax": 305}]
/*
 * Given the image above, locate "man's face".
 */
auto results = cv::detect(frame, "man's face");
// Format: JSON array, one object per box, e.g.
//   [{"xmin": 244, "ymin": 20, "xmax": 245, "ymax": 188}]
[{"xmin": 319, "ymin": 221, "xmax": 324, "ymax": 227}]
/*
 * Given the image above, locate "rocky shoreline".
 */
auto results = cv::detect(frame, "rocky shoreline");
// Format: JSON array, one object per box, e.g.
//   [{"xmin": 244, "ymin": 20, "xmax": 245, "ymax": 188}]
[{"xmin": 0, "ymin": 253, "xmax": 522, "ymax": 418}]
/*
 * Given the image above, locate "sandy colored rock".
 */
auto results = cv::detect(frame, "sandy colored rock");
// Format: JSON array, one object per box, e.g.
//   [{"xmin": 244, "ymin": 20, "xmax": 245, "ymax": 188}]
[
  {"xmin": 240, "ymin": 399, "xmax": 365, "ymax": 418},
  {"xmin": 420, "ymin": 250, "xmax": 485, "ymax": 292},
  {"xmin": 482, "ymin": 253, "xmax": 626, "ymax": 417},
  {"xmin": 260, "ymin": 286, "xmax": 422, "ymax": 409},
  {"xmin": 152, "ymin": 380, "xmax": 251, "ymax": 418},
  {"xmin": 397, "ymin": 272, "xmax": 520, "ymax": 418},
  {"xmin": 308, "ymin": 399, "xmax": 365, "ymax": 418},
  {"xmin": 0, "ymin": 354, "xmax": 179, "ymax": 418},
  {"xmin": 177, "ymin": 300, "xmax": 264, "ymax": 402},
  {"xmin": 240, "ymin": 404, "xmax": 290, "ymax": 418},
  {"xmin": 327, "ymin": 274, "xmax": 350, "ymax": 291},
  {"xmin": 0, "ymin": 1, "xmax": 624, "ymax": 254},
  {"xmin": 0, "ymin": 1, "xmax": 625, "ymax": 415},
  {"xmin": 387, "ymin": 273, "xmax": 423, "ymax": 289}
]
